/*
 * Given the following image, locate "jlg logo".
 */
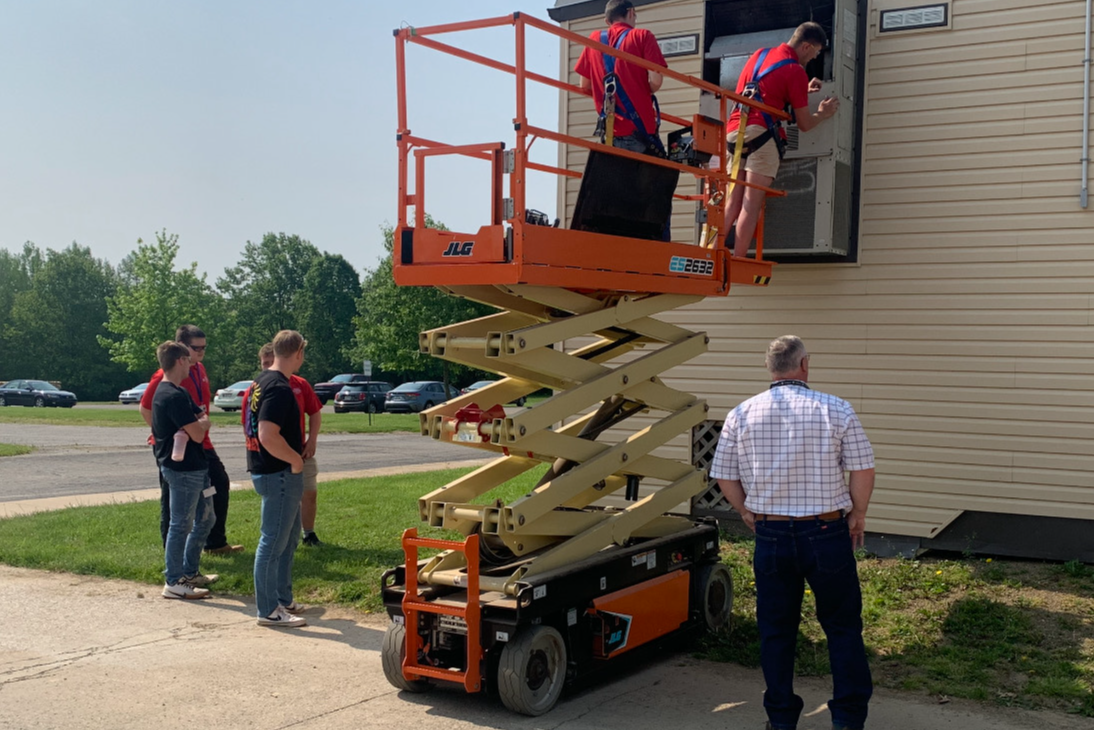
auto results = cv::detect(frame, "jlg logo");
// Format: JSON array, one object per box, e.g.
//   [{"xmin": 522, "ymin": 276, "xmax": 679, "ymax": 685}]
[{"xmin": 442, "ymin": 241, "xmax": 475, "ymax": 257}]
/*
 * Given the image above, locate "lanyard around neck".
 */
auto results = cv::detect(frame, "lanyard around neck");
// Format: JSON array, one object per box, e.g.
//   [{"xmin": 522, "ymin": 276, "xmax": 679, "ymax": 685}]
[{"xmin": 770, "ymin": 379, "xmax": 809, "ymax": 390}]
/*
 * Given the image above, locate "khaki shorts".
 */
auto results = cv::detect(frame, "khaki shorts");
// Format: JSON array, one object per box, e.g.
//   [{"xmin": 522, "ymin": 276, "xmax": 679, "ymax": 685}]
[
  {"xmin": 727, "ymin": 124, "xmax": 781, "ymax": 180},
  {"xmin": 303, "ymin": 457, "xmax": 318, "ymax": 493}
]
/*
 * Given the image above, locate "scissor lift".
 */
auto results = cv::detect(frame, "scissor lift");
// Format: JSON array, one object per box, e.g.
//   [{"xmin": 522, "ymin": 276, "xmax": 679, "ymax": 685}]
[{"xmin": 380, "ymin": 12, "xmax": 785, "ymax": 715}]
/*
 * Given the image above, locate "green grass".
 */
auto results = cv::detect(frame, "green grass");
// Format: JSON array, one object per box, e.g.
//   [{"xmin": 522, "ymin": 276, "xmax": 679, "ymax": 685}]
[
  {"xmin": 0, "ymin": 442, "xmax": 34, "ymax": 457},
  {"xmin": 0, "ymin": 406, "xmax": 421, "ymax": 434},
  {"xmin": 0, "ymin": 466, "xmax": 538, "ymax": 612},
  {"xmin": 0, "ymin": 473, "xmax": 1089, "ymax": 716},
  {"xmin": 698, "ymin": 537, "xmax": 1094, "ymax": 716}
]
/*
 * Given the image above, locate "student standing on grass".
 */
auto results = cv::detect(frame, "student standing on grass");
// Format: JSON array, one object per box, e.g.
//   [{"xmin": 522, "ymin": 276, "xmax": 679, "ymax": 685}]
[
  {"xmin": 244, "ymin": 330, "xmax": 309, "ymax": 628},
  {"xmin": 152, "ymin": 341, "xmax": 218, "ymax": 600},
  {"xmin": 709, "ymin": 335, "xmax": 875, "ymax": 730},
  {"xmin": 141, "ymin": 325, "xmax": 243, "ymax": 554},
  {"xmin": 255, "ymin": 343, "xmax": 324, "ymax": 546}
]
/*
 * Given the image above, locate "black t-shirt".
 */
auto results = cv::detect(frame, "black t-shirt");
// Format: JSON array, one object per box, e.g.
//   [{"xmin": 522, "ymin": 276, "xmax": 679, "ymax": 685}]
[
  {"xmin": 246, "ymin": 370, "xmax": 303, "ymax": 475},
  {"xmin": 152, "ymin": 381, "xmax": 206, "ymax": 471}
]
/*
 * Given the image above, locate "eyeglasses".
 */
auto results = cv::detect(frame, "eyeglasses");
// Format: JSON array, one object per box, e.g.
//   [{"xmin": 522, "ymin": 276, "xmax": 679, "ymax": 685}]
[{"xmin": 189, "ymin": 345, "xmax": 207, "ymax": 352}]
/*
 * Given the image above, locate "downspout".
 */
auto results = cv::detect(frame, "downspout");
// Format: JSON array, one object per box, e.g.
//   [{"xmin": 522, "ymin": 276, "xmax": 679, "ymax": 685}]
[{"xmin": 1082, "ymin": 0, "xmax": 1092, "ymax": 208}]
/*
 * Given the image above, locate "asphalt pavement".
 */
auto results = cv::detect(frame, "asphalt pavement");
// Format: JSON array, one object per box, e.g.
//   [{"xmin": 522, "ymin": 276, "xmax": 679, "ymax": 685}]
[{"xmin": 0, "ymin": 422, "xmax": 488, "ymax": 503}]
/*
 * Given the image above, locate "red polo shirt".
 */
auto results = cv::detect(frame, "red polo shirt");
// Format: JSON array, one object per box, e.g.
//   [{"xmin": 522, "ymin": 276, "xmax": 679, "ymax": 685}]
[
  {"xmin": 141, "ymin": 362, "xmax": 213, "ymax": 449},
  {"xmin": 574, "ymin": 22, "xmax": 667, "ymax": 139},
  {"xmin": 727, "ymin": 43, "xmax": 809, "ymax": 138}
]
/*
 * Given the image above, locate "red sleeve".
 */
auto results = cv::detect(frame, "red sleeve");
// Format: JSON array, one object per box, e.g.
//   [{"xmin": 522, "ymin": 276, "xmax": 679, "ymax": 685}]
[
  {"xmin": 641, "ymin": 30, "xmax": 667, "ymax": 68},
  {"xmin": 199, "ymin": 363, "xmax": 212, "ymax": 416},
  {"xmin": 574, "ymin": 44, "xmax": 595, "ymax": 79},
  {"xmin": 241, "ymin": 386, "xmax": 251, "ymax": 426},
  {"xmin": 573, "ymin": 30, "xmax": 600, "ymax": 78},
  {"xmin": 303, "ymin": 383, "xmax": 322, "ymax": 416},
  {"xmin": 785, "ymin": 64, "xmax": 809, "ymax": 110},
  {"xmin": 140, "ymin": 369, "xmax": 165, "ymax": 409}
]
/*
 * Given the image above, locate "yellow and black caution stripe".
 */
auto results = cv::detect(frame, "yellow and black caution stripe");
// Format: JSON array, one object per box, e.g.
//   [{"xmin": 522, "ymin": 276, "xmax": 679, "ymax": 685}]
[{"xmin": 752, "ymin": 275, "xmax": 771, "ymax": 286}]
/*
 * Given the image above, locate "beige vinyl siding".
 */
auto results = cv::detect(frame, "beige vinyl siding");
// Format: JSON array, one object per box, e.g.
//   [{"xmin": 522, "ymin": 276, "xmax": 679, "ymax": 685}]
[
  {"xmin": 557, "ymin": 0, "xmax": 706, "ymax": 239},
  {"xmin": 556, "ymin": 0, "xmax": 1094, "ymax": 537}
]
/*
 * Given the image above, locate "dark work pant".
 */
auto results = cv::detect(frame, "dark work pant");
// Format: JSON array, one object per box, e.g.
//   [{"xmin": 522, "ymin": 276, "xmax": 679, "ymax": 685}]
[
  {"xmin": 203, "ymin": 448, "xmax": 232, "ymax": 549},
  {"xmin": 158, "ymin": 447, "xmax": 231, "ymax": 548},
  {"xmin": 753, "ymin": 517, "xmax": 872, "ymax": 730},
  {"xmin": 611, "ymin": 133, "xmax": 672, "ymax": 241}
]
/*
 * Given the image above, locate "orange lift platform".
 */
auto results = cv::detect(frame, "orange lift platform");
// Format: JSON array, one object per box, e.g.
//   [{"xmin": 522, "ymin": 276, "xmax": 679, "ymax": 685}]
[{"xmin": 380, "ymin": 11, "xmax": 784, "ymax": 716}]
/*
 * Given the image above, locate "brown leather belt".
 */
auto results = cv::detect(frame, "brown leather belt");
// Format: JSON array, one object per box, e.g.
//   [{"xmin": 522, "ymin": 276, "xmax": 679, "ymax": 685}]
[{"xmin": 756, "ymin": 510, "xmax": 844, "ymax": 522}]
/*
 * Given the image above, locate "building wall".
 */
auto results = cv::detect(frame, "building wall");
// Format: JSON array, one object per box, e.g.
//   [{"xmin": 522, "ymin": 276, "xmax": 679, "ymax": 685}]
[{"xmin": 557, "ymin": 0, "xmax": 1095, "ymax": 539}]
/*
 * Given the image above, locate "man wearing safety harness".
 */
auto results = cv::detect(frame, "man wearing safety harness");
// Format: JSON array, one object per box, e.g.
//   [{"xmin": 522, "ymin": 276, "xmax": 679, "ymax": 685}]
[
  {"xmin": 574, "ymin": 0, "xmax": 668, "ymax": 157},
  {"xmin": 717, "ymin": 22, "xmax": 839, "ymax": 258}
]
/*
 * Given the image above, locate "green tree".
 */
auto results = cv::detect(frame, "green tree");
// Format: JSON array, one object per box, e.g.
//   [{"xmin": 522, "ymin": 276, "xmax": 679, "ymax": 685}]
[
  {"xmin": 348, "ymin": 220, "xmax": 494, "ymax": 386},
  {"xmin": 0, "ymin": 244, "xmax": 42, "ymax": 376},
  {"xmin": 4, "ymin": 244, "xmax": 130, "ymax": 399},
  {"xmin": 218, "ymin": 232, "xmax": 320, "ymax": 377},
  {"xmin": 297, "ymin": 253, "xmax": 360, "ymax": 382},
  {"xmin": 98, "ymin": 231, "xmax": 228, "ymax": 385}
]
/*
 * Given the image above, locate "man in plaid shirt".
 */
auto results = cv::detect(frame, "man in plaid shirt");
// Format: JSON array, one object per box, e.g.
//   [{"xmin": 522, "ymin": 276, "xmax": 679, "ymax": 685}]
[{"xmin": 710, "ymin": 335, "xmax": 875, "ymax": 730}]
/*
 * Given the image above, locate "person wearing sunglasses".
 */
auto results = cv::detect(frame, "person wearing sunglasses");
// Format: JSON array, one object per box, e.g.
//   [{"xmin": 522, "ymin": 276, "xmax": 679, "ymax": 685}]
[{"xmin": 141, "ymin": 324, "xmax": 243, "ymax": 557}]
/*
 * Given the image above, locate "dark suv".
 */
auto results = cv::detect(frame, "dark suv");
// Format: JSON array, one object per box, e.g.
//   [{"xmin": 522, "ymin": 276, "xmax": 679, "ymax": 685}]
[
  {"xmin": 313, "ymin": 373, "xmax": 371, "ymax": 404},
  {"xmin": 333, "ymin": 381, "xmax": 392, "ymax": 414}
]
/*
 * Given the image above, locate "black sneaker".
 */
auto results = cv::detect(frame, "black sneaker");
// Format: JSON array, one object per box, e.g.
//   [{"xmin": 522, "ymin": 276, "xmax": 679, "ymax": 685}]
[{"xmin": 301, "ymin": 532, "xmax": 321, "ymax": 546}]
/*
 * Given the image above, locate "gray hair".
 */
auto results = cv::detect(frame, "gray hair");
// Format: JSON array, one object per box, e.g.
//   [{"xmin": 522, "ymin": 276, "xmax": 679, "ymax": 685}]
[{"xmin": 765, "ymin": 335, "xmax": 808, "ymax": 375}]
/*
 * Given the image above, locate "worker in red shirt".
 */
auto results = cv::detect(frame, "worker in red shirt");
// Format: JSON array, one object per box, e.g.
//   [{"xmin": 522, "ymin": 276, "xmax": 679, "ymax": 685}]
[
  {"xmin": 574, "ymin": 0, "xmax": 667, "ymax": 156},
  {"xmin": 250, "ymin": 343, "xmax": 324, "ymax": 546},
  {"xmin": 140, "ymin": 325, "xmax": 242, "ymax": 553},
  {"xmin": 718, "ymin": 22, "xmax": 839, "ymax": 258}
]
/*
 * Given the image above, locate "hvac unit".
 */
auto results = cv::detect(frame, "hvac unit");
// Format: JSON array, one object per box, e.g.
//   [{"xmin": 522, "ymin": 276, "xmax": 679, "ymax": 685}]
[{"xmin": 704, "ymin": 0, "xmax": 859, "ymax": 257}]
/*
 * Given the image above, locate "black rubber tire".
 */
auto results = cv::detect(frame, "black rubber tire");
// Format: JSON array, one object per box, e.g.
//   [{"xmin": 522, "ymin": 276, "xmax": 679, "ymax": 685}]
[
  {"xmin": 697, "ymin": 563, "xmax": 734, "ymax": 633},
  {"xmin": 381, "ymin": 622, "xmax": 431, "ymax": 693},
  {"xmin": 333, "ymin": 407, "xmax": 344, "ymax": 414},
  {"xmin": 34, "ymin": 396, "xmax": 45, "ymax": 408},
  {"xmin": 515, "ymin": 397, "xmax": 527, "ymax": 407},
  {"xmin": 497, "ymin": 625, "xmax": 567, "ymax": 716},
  {"xmin": 422, "ymin": 401, "xmax": 435, "ymax": 411},
  {"xmin": 368, "ymin": 402, "xmax": 377, "ymax": 414},
  {"xmin": 0, "ymin": 395, "xmax": 6, "ymax": 407}
]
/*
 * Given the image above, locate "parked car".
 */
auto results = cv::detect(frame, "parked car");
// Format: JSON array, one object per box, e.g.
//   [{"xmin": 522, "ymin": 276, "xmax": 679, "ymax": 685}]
[
  {"xmin": 333, "ymin": 381, "xmax": 393, "ymax": 414},
  {"xmin": 384, "ymin": 381, "xmax": 458, "ymax": 413},
  {"xmin": 313, "ymin": 373, "xmax": 372, "ymax": 404},
  {"xmin": 461, "ymin": 379, "xmax": 527, "ymax": 407},
  {"xmin": 213, "ymin": 381, "xmax": 254, "ymax": 412},
  {"xmin": 0, "ymin": 379, "xmax": 78, "ymax": 408},
  {"xmin": 118, "ymin": 382, "xmax": 149, "ymax": 404}
]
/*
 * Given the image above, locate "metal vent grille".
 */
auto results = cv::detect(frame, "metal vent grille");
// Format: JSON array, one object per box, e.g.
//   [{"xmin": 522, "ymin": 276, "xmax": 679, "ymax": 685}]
[
  {"xmin": 784, "ymin": 125, "xmax": 800, "ymax": 151},
  {"xmin": 763, "ymin": 157, "xmax": 818, "ymax": 253}
]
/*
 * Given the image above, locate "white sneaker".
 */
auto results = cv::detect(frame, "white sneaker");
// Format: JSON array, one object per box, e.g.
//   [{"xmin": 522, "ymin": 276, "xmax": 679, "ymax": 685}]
[
  {"xmin": 257, "ymin": 606, "xmax": 307, "ymax": 628},
  {"xmin": 163, "ymin": 582, "xmax": 211, "ymax": 600},
  {"xmin": 281, "ymin": 601, "xmax": 306, "ymax": 614}
]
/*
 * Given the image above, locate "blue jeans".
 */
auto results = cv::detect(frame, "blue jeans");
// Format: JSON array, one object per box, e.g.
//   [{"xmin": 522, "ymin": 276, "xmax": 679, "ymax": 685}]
[
  {"xmin": 252, "ymin": 468, "xmax": 304, "ymax": 618},
  {"xmin": 753, "ymin": 517, "xmax": 872, "ymax": 730},
  {"xmin": 161, "ymin": 467, "xmax": 215, "ymax": 585}
]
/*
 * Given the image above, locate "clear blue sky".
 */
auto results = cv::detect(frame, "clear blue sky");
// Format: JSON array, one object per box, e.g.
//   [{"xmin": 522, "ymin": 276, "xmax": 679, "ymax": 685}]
[{"xmin": 0, "ymin": 1, "xmax": 563, "ymax": 278}]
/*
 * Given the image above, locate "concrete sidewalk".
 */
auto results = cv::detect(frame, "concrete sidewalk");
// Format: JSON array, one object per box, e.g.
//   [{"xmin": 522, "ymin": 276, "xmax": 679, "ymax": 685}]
[{"xmin": 0, "ymin": 566, "xmax": 1086, "ymax": 730}]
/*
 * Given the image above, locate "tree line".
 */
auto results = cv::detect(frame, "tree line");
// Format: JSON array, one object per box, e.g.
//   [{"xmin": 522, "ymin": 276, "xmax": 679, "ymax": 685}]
[{"xmin": 0, "ymin": 222, "xmax": 493, "ymax": 401}]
